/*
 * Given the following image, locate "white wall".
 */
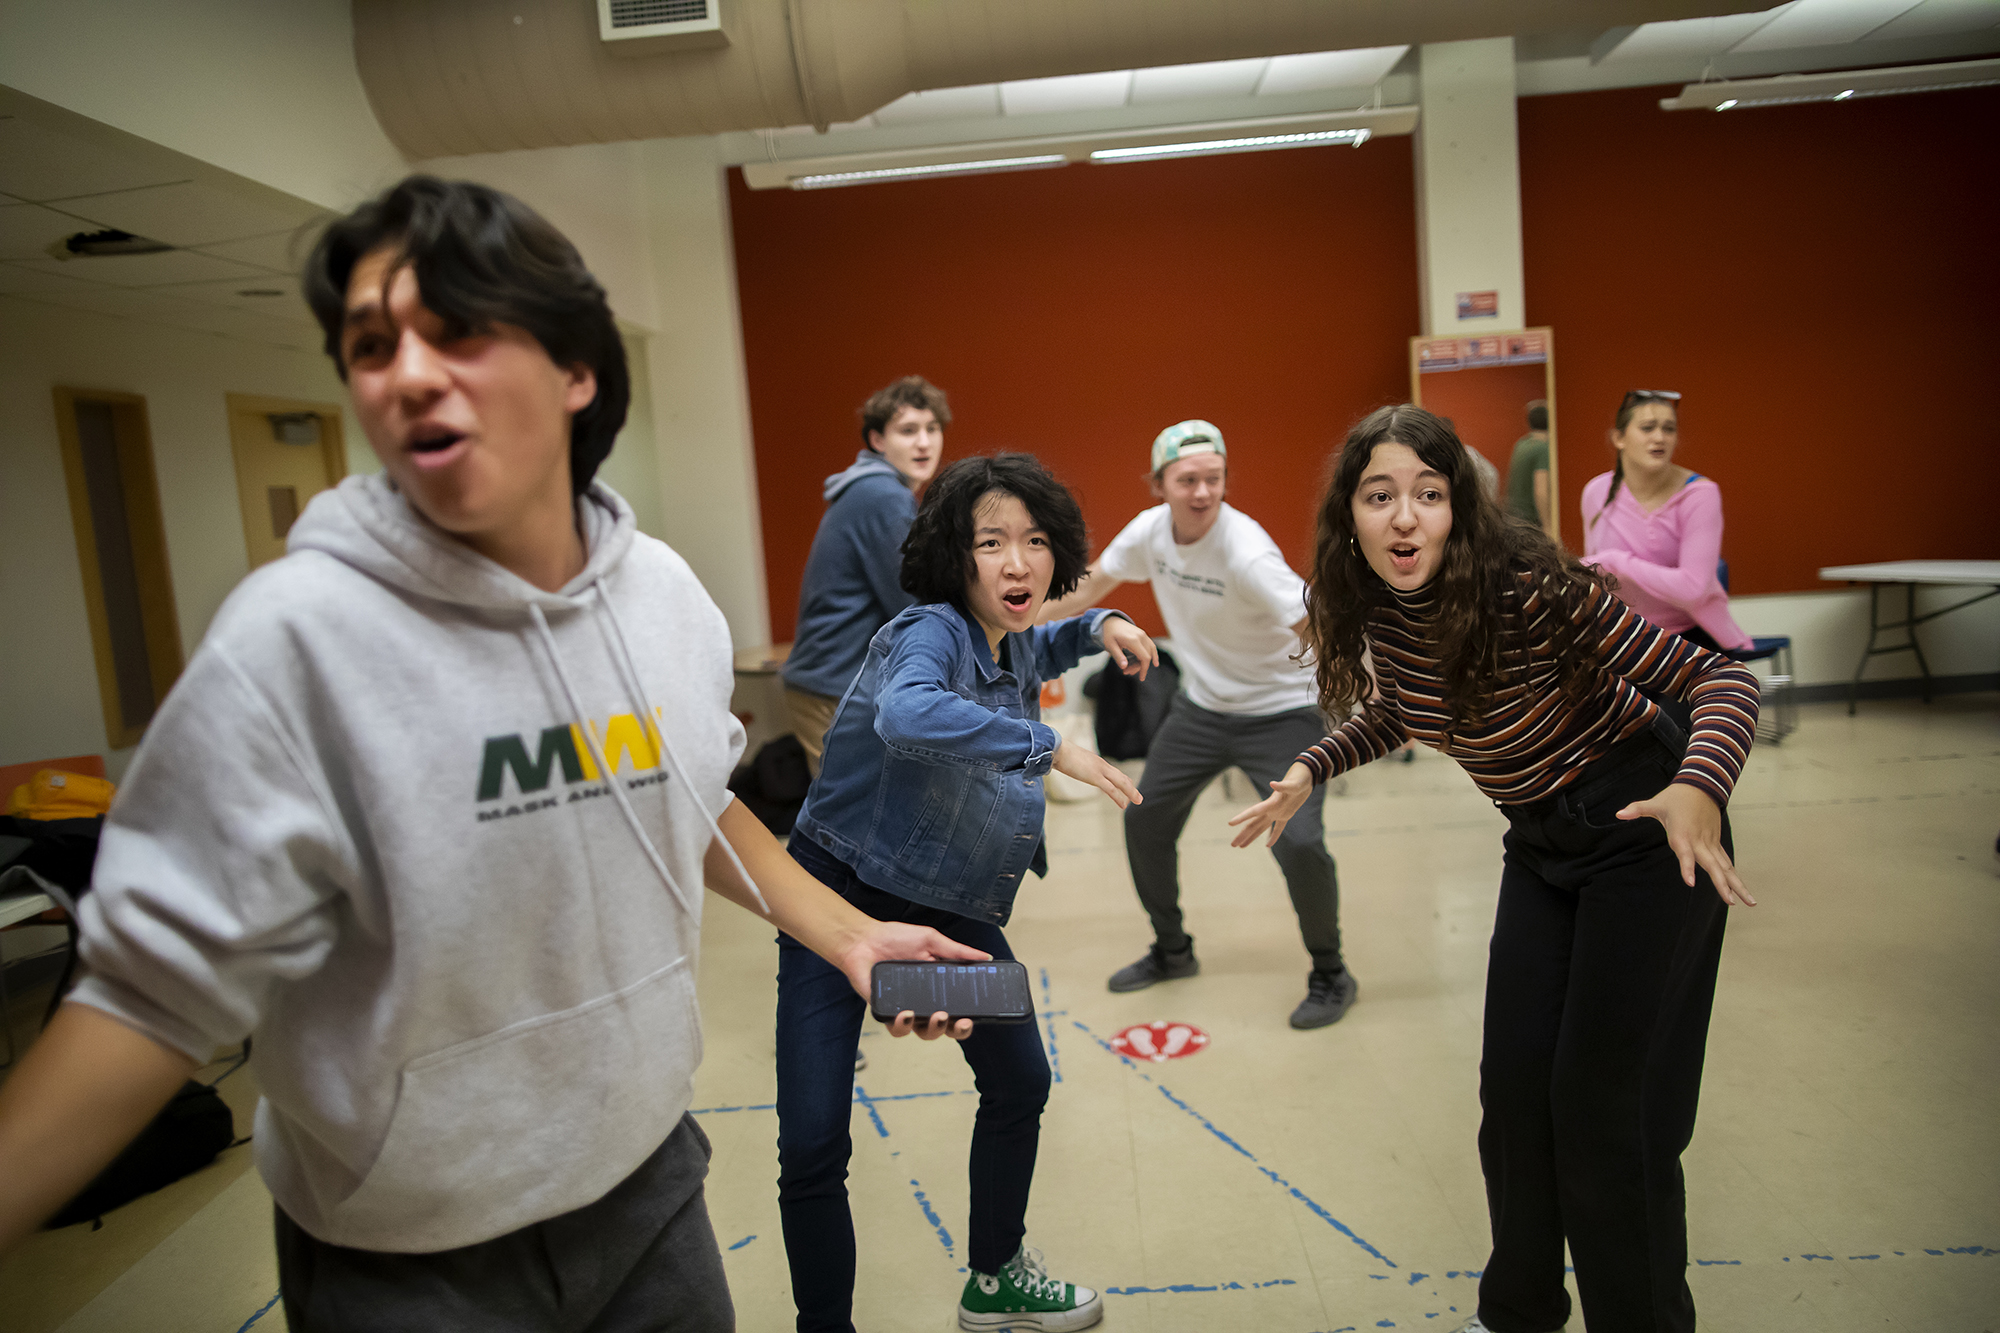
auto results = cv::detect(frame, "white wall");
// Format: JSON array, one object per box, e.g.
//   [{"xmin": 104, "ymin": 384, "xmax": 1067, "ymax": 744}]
[
  {"xmin": 0, "ymin": 0, "xmax": 405, "ymax": 212},
  {"xmin": 1728, "ymin": 588, "xmax": 2000, "ymax": 691},
  {"xmin": 637, "ymin": 136, "xmax": 770, "ymax": 651},
  {"xmin": 1414, "ymin": 38, "xmax": 1526, "ymax": 336},
  {"xmin": 0, "ymin": 297, "xmax": 350, "ymax": 774}
]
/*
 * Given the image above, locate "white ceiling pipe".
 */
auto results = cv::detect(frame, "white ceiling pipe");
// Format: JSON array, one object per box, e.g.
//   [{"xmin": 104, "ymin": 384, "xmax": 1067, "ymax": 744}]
[{"xmin": 354, "ymin": 0, "xmax": 1763, "ymax": 158}]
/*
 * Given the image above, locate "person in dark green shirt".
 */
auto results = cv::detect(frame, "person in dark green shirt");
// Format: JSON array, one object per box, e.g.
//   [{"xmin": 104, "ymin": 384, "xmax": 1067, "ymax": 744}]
[{"xmin": 1505, "ymin": 399, "xmax": 1552, "ymax": 534}]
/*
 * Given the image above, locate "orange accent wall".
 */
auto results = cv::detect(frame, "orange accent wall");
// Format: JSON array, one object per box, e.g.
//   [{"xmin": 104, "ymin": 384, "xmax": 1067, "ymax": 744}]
[
  {"xmin": 1520, "ymin": 83, "xmax": 2000, "ymax": 594},
  {"xmin": 729, "ymin": 143, "xmax": 1419, "ymax": 641},
  {"xmin": 1415, "ymin": 360, "xmax": 1549, "ymax": 487}
]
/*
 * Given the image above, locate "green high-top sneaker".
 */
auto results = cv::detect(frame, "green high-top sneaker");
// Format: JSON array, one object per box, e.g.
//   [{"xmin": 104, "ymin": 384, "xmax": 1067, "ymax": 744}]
[{"xmin": 956, "ymin": 1246, "xmax": 1103, "ymax": 1331}]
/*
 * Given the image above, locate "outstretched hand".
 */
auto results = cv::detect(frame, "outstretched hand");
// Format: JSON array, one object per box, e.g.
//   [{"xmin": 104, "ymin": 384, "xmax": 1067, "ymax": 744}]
[
  {"xmin": 1227, "ymin": 762, "xmax": 1315, "ymax": 848},
  {"xmin": 1616, "ymin": 783, "xmax": 1755, "ymax": 907},
  {"xmin": 1053, "ymin": 738, "xmax": 1144, "ymax": 810},
  {"xmin": 1101, "ymin": 618, "xmax": 1159, "ymax": 680},
  {"xmin": 832, "ymin": 921, "xmax": 985, "ymax": 1041}
]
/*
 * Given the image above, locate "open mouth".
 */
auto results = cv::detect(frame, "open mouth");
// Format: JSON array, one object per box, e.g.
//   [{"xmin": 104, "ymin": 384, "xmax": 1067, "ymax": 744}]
[
  {"xmin": 408, "ymin": 425, "xmax": 466, "ymax": 456},
  {"xmin": 1388, "ymin": 543, "xmax": 1420, "ymax": 572},
  {"xmin": 1001, "ymin": 589, "xmax": 1033, "ymax": 612}
]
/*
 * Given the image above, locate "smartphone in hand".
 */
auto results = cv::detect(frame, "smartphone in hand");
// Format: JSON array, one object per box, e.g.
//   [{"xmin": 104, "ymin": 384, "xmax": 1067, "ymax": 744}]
[{"xmin": 869, "ymin": 960, "xmax": 1033, "ymax": 1026}]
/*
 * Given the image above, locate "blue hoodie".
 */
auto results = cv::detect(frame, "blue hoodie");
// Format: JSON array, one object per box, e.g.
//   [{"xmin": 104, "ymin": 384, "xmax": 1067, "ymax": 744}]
[{"xmin": 781, "ymin": 449, "xmax": 918, "ymax": 697}]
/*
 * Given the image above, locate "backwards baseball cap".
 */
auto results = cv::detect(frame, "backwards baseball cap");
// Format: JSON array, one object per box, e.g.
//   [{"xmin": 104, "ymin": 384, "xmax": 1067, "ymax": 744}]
[{"xmin": 1151, "ymin": 419, "xmax": 1226, "ymax": 474}]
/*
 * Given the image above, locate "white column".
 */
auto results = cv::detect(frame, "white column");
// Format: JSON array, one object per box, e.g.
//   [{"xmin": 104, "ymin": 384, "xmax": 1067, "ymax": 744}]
[
  {"xmin": 637, "ymin": 136, "xmax": 772, "ymax": 650},
  {"xmin": 1413, "ymin": 38, "xmax": 1525, "ymax": 336}
]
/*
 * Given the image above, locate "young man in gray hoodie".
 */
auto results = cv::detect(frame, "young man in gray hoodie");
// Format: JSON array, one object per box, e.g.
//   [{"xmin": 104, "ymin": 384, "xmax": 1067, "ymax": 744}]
[
  {"xmin": 0, "ymin": 177, "xmax": 982, "ymax": 1330},
  {"xmin": 781, "ymin": 376, "xmax": 946, "ymax": 775}
]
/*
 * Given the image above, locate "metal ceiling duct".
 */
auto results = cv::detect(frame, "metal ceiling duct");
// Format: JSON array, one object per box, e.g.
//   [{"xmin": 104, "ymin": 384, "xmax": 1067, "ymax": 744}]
[{"xmin": 354, "ymin": 0, "xmax": 1762, "ymax": 158}]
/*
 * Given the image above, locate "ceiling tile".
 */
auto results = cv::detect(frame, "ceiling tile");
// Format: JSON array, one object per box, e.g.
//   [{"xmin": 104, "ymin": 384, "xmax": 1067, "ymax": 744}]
[
  {"xmin": 0, "ymin": 203, "xmax": 90, "ymax": 262},
  {"xmin": 154, "ymin": 273, "xmax": 308, "ymax": 314},
  {"xmin": 0, "ymin": 262, "xmax": 113, "ymax": 296},
  {"xmin": 1866, "ymin": 0, "xmax": 2000, "ymax": 40},
  {"xmin": 999, "ymin": 70, "xmax": 1134, "ymax": 117},
  {"xmin": 0, "ymin": 114, "xmax": 186, "ymax": 202},
  {"xmin": 871, "ymin": 85, "xmax": 1003, "ymax": 125},
  {"xmin": 191, "ymin": 229, "xmax": 318, "ymax": 274},
  {"xmin": 12, "ymin": 249, "xmax": 263, "ymax": 287},
  {"xmin": 1130, "ymin": 58, "xmax": 1270, "ymax": 104},
  {"xmin": 14, "ymin": 284, "xmax": 212, "ymax": 321},
  {"xmin": 1259, "ymin": 46, "xmax": 1411, "ymax": 95},
  {"xmin": 49, "ymin": 180, "xmax": 327, "ymax": 249},
  {"xmin": 1732, "ymin": 0, "xmax": 1926, "ymax": 51},
  {"xmin": 1598, "ymin": 9, "xmax": 1796, "ymax": 62}
]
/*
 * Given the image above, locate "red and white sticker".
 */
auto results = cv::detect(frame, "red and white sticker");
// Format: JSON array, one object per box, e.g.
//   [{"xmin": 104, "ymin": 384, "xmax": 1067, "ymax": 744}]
[{"xmin": 1110, "ymin": 1021, "xmax": 1208, "ymax": 1062}]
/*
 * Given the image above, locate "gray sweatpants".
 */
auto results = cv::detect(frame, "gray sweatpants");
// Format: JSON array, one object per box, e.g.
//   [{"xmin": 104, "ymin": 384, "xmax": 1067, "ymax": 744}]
[
  {"xmin": 275, "ymin": 1114, "xmax": 733, "ymax": 1332},
  {"xmin": 1124, "ymin": 696, "xmax": 1344, "ymax": 973}
]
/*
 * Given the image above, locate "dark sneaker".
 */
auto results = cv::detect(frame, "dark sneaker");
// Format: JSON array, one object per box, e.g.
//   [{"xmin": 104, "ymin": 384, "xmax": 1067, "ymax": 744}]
[
  {"xmin": 1289, "ymin": 967, "xmax": 1358, "ymax": 1029},
  {"xmin": 957, "ymin": 1246, "xmax": 1103, "ymax": 1330},
  {"xmin": 1107, "ymin": 941, "xmax": 1199, "ymax": 993}
]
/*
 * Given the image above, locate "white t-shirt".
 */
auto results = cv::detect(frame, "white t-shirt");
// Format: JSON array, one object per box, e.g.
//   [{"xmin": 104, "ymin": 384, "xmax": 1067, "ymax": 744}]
[{"xmin": 1096, "ymin": 503, "xmax": 1317, "ymax": 716}]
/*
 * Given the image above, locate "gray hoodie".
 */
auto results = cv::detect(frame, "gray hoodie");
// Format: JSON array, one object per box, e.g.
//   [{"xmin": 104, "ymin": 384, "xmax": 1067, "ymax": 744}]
[{"xmin": 73, "ymin": 473, "xmax": 745, "ymax": 1253}]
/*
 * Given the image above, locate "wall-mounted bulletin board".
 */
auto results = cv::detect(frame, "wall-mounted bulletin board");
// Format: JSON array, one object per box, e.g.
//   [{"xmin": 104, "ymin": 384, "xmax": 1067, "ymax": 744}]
[{"xmin": 1410, "ymin": 328, "xmax": 1559, "ymax": 544}]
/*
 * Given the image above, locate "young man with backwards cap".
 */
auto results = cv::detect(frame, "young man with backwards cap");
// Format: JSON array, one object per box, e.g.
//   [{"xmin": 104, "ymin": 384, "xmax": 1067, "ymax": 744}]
[{"xmin": 1041, "ymin": 421, "xmax": 1356, "ymax": 1028}]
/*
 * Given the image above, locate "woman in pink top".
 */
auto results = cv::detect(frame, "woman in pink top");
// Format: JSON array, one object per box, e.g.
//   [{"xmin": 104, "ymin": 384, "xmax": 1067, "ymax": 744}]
[{"xmin": 1581, "ymin": 390, "xmax": 1753, "ymax": 652}]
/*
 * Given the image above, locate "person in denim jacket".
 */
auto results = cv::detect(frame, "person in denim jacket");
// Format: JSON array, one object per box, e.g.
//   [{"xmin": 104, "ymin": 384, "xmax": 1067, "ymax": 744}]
[{"xmin": 778, "ymin": 453, "xmax": 1155, "ymax": 1333}]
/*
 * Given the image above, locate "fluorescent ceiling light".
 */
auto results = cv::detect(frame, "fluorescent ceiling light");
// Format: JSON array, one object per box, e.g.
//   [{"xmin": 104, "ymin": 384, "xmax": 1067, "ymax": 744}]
[
  {"xmin": 1661, "ymin": 56, "xmax": 2000, "ymax": 111},
  {"xmin": 790, "ymin": 155, "xmax": 1066, "ymax": 190},
  {"xmin": 1090, "ymin": 127, "xmax": 1370, "ymax": 162},
  {"xmin": 739, "ymin": 107, "xmax": 1417, "ymax": 190}
]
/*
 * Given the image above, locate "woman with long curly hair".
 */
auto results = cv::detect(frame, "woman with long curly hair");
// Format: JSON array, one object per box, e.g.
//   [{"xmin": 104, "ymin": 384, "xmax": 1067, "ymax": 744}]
[{"xmin": 1229, "ymin": 405, "xmax": 1759, "ymax": 1333}]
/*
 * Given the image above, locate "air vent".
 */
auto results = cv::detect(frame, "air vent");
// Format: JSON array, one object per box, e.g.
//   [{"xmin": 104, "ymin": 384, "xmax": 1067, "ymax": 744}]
[
  {"xmin": 597, "ymin": 0, "xmax": 727, "ymax": 55},
  {"xmin": 55, "ymin": 229, "xmax": 174, "ymax": 259}
]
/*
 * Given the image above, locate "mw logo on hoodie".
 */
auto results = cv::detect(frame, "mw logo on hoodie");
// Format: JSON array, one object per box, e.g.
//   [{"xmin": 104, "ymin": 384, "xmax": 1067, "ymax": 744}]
[{"xmin": 476, "ymin": 710, "xmax": 672, "ymax": 820}]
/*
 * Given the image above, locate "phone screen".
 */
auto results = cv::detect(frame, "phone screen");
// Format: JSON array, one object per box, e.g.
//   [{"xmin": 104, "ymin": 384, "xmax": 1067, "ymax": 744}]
[{"xmin": 870, "ymin": 961, "xmax": 1033, "ymax": 1025}]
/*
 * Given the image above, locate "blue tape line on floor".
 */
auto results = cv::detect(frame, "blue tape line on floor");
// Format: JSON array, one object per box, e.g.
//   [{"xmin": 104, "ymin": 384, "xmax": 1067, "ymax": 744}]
[
  {"xmin": 235, "ymin": 1291, "xmax": 281, "ymax": 1332},
  {"xmin": 1039, "ymin": 966, "xmax": 1063, "ymax": 1084},
  {"xmin": 1070, "ymin": 1016, "xmax": 1398, "ymax": 1271},
  {"xmin": 1105, "ymin": 1278, "xmax": 1298, "ymax": 1294},
  {"xmin": 908, "ymin": 1176, "xmax": 956, "ymax": 1257},
  {"xmin": 852, "ymin": 1083, "xmax": 892, "ymax": 1138}
]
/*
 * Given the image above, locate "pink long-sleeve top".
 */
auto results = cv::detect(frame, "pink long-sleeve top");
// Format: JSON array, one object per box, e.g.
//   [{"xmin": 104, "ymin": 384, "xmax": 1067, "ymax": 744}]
[{"xmin": 1580, "ymin": 471, "xmax": 1752, "ymax": 651}]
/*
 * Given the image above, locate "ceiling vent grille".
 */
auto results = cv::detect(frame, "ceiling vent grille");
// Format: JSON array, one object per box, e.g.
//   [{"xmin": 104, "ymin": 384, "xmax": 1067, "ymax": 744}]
[{"xmin": 598, "ymin": 0, "xmax": 727, "ymax": 55}]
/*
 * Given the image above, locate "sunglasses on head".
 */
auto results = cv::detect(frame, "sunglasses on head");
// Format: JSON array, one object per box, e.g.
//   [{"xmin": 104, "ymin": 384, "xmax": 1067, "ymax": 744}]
[{"xmin": 1622, "ymin": 389, "xmax": 1681, "ymax": 405}]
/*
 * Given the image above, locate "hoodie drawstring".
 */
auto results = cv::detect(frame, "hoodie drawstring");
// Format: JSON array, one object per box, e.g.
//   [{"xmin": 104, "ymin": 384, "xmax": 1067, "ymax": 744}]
[
  {"xmin": 528, "ymin": 602, "xmax": 704, "ymax": 921},
  {"xmin": 595, "ymin": 591, "xmax": 770, "ymax": 914}
]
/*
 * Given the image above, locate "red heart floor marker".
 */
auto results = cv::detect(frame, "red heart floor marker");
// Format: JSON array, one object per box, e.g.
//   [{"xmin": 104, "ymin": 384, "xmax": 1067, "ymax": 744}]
[{"xmin": 1110, "ymin": 1021, "xmax": 1209, "ymax": 1062}]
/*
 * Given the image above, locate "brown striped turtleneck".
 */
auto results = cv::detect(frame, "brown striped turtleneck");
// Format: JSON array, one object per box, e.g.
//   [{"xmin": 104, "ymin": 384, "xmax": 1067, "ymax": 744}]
[{"xmin": 1297, "ymin": 571, "xmax": 1759, "ymax": 807}]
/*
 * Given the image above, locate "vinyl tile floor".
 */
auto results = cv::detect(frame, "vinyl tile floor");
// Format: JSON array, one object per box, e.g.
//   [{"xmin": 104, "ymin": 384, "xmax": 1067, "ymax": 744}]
[{"xmin": 2, "ymin": 694, "xmax": 1995, "ymax": 1332}]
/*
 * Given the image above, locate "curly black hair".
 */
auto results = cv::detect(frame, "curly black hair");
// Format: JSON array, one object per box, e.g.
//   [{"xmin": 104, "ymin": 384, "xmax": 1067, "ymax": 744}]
[
  {"xmin": 302, "ymin": 175, "xmax": 630, "ymax": 496},
  {"xmin": 900, "ymin": 453, "xmax": 1090, "ymax": 607}
]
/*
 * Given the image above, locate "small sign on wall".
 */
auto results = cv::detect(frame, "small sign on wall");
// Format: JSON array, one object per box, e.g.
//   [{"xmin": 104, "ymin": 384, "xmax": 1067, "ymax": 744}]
[{"xmin": 1456, "ymin": 290, "xmax": 1499, "ymax": 319}]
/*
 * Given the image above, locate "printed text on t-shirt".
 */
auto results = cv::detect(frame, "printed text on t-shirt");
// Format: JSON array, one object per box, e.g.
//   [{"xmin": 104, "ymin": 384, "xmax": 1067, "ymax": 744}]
[{"xmin": 1154, "ymin": 559, "xmax": 1226, "ymax": 597}]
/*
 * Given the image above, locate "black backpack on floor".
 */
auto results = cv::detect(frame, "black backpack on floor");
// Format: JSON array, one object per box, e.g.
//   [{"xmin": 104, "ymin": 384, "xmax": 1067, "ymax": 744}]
[
  {"xmin": 1087, "ymin": 648, "xmax": 1180, "ymax": 760},
  {"xmin": 45, "ymin": 1079, "xmax": 237, "ymax": 1230}
]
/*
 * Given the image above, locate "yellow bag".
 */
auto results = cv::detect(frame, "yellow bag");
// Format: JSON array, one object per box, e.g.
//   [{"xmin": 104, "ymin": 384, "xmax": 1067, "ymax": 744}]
[{"xmin": 6, "ymin": 768, "xmax": 116, "ymax": 821}]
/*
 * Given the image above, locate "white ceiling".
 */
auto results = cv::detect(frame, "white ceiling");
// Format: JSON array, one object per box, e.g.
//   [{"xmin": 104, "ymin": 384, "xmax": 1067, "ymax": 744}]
[
  {"xmin": 735, "ymin": 1, "xmax": 1999, "ymax": 162},
  {"xmin": 0, "ymin": 91, "xmax": 331, "ymax": 355},
  {"xmin": 805, "ymin": 45, "xmax": 1413, "ymax": 135},
  {"xmin": 1598, "ymin": 0, "xmax": 1998, "ymax": 62},
  {"xmin": 3, "ymin": 0, "xmax": 1996, "ymax": 351}
]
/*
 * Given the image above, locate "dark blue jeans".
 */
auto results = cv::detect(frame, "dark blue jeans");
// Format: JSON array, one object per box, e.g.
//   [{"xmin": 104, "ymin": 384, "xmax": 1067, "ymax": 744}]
[{"xmin": 776, "ymin": 835, "xmax": 1051, "ymax": 1333}]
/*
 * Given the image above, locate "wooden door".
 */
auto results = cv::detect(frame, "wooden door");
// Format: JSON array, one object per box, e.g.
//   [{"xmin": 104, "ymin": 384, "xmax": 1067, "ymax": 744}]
[{"xmin": 226, "ymin": 394, "xmax": 347, "ymax": 569}]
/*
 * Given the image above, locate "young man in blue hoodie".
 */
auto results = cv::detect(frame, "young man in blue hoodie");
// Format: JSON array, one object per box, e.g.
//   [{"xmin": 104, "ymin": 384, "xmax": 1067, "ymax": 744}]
[
  {"xmin": 0, "ymin": 178, "xmax": 983, "ymax": 1330},
  {"xmin": 781, "ymin": 376, "xmax": 947, "ymax": 775}
]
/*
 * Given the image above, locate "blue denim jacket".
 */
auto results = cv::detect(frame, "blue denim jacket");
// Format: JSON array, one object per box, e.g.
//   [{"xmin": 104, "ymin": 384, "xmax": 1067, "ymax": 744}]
[{"xmin": 792, "ymin": 602, "xmax": 1125, "ymax": 924}]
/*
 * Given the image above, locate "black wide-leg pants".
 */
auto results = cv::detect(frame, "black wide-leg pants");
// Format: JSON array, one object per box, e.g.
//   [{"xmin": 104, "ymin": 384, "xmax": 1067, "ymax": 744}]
[{"xmin": 1477, "ymin": 718, "xmax": 1730, "ymax": 1333}]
